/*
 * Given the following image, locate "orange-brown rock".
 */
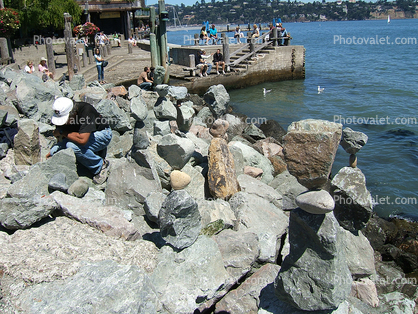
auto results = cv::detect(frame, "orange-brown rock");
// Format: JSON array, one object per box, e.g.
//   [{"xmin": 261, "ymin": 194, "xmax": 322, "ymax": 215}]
[
  {"xmin": 243, "ymin": 166, "xmax": 263, "ymax": 178},
  {"xmin": 268, "ymin": 155, "xmax": 287, "ymax": 176},
  {"xmin": 208, "ymin": 138, "xmax": 240, "ymax": 200},
  {"xmin": 109, "ymin": 86, "xmax": 127, "ymax": 97}
]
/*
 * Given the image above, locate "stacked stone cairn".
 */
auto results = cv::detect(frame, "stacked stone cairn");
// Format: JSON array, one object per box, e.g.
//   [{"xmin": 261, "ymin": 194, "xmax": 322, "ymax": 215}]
[{"xmin": 0, "ymin": 67, "xmax": 416, "ymax": 313}]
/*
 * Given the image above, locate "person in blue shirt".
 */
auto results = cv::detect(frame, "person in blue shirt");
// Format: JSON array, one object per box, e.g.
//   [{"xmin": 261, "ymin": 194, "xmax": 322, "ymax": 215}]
[{"xmin": 209, "ymin": 24, "xmax": 218, "ymax": 45}]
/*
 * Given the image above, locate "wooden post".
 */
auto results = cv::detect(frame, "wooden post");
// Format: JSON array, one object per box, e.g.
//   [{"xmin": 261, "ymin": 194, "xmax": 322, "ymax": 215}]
[
  {"xmin": 150, "ymin": 7, "xmax": 156, "ymax": 34},
  {"xmin": 101, "ymin": 45, "xmax": 107, "ymax": 57},
  {"xmin": 74, "ymin": 54, "xmax": 81, "ymax": 74},
  {"xmin": 82, "ymin": 52, "xmax": 88, "ymax": 67},
  {"xmin": 106, "ymin": 44, "xmax": 111, "ymax": 55},
  {"xmin": 128, "ymin": 43, "xmax": 133, "ymax": 54},
  {"xmin": 189, "ymin": 54, "xmax": 195, "ymax": 68},
  {"xmin": 222, "ymin": 34, "xmax": 230, "ymax": 71},
  {"xmin": 150, "ymin": 33, "xmax": 158, "ymax": 67},
  {"xmin": 272, "ymin": 27, "xmax": 278, "ymax": 47},
  {"xmin": 126, "ymin": 11, "xmax": 131, "ymax": 39},
  {"xmin": 64, "ymin": 13, "xmax": 74, "ymax": 81},
  {"xmin": 249, "ymin": 33, "xmax": 255, "ymax": 59},
  {"xmin": 194, "ymin": 33, "xmax": 199, "ymax": 46},
  {"xmin": 46, "ymin": 38, "xmax": 55, "ymax": 77},
  {"xmin": 0, "ymin": 38, "xmax": 10, "ymax": 64},
  {"xmin": 88, "ymin": 49, "xmax": 94, "ymax": 64},
  {"xmin": 158, "ymin": 0, "xmax": 169, "ymax": 84}
]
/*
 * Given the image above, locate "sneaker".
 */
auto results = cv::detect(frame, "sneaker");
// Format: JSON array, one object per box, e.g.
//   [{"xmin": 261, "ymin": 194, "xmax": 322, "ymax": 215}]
[
  {"xmin": 204, "ymin": 73, "xmax": 208, "ymax": 76},
  {"xmin": 222, "ymin": 70, "xmax": 225, "ymax": 75},
  {"xmin": 217, "ymin": 71, "xmax": 220, "ymax": 75},
  {"xmin": 93, "ymin": 159, "xmax": 110, "ymax": 185},
  {"xmin": 199, "ymin": 73, "xmax": 203, "ymax": 77}
]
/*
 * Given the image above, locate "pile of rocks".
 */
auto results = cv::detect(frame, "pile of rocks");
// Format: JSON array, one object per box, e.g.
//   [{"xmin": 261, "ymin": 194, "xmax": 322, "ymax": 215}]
[{"xmin": 0, "ymin": 67, "xmax": 416, "ymax": 313}]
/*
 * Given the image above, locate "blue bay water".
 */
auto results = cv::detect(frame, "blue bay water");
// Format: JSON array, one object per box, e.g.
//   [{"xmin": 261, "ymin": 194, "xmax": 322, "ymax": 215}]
[{"xmin": 167, "ymin": 20, "xmax": 418, "ymax": 219}]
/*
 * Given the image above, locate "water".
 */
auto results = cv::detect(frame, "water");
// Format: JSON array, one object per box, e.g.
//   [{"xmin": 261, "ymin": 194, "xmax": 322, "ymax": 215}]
[{"xmin": 167, "ymin": 20, "xmax": 418, "ymax": 219}]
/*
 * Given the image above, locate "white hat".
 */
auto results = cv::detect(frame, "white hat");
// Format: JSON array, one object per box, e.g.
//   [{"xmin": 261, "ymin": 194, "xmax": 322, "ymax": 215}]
[
  {"xmin": 276, "ymin": 23, "xmax": 280, "ymax": 27},
  {"xmin": 40, "ymin": 57, "xmax": 47, "ymax": 62},
  {"xmin": 51, "ymin": 97, "xmax": 73, "ymax": 125}
]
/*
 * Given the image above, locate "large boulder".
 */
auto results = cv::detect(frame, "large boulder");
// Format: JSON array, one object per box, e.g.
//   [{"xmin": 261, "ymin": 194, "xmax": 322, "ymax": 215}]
[
  {"xmin": 107, "ymin": 131, "xmax": 133, "ymax": 158},
  {"xmin": 331, "ymin": 166, "xmax": 373, "ymax": 231},
  {"xmin": 68, "ymin": 74, "xmax": 85, "ymax": 91},
  {"xmin": 158, "ymin": 190, "xmax": 201, "ymax": 250},
  {"xmin": 197, "ymin": 198, "xmax": 236, "ymax": 230},
  {"xmin": 203, "ymin": 84, "xmax": 230, "ymax": 118},
  {"xmin": 275, "ymin": 208, "xmax": 352, "ymax": 311},
  {"xmin": 283, "ymin": 119, "xmax": 342, "ymax": 189},
  {"xmin": 95, "ymin": 99, "xmax": 132, "ymax": 132},
  {"xmin": 156, "ymin": 134, "xmax": 195, "ymax": 169},
  {"xmin": 153, "ymin": 97, "xmax": 177, "ymax": 120},
  {"xmin": 0, "ymin": 195, "xmax": 59, "ymax": 230},
  {"xmin": 208, "ymin": 138, "xmax": 240, "ymax": 200},
  {"xmin": 269, "ymin": 170, "xmax": 308, "ymax": 210},
  {"xmin": 130, "ymin": 95, "xmax": 148, "ymax": 121},
  {"xmin": 176, "ymin": 103, "xmax": 195, "ymax": 132},
  {"xmin": 237, "ymin": 174, "xmax": 282, "ymax": 208},
  {"xmin": 153, "ymin": 66, "xmax": 165, "ymax": 86},
  {"xmin": 341, "ymin": 127, "xmax": 368, "ymax": 155},
  {"xmin": 259, "ymin": 119, "xmax": 287, "ymax": 143},
  {"xmin": 18, "ymin": 260, "xmax": 161, "ymax": 314},
  {"xmin": 14, "ymin": 119, "xmax": 41, "ymax": 165},
  {"xmin": 181, "ymin": 163, "xmax": 206, "ymax": 200}
]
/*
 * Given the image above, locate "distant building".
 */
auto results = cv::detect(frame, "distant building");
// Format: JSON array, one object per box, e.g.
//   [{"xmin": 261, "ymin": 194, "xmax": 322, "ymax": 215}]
[{"xmin": 76, "ymin": 0, "xmax": 146, "ymax": 38}]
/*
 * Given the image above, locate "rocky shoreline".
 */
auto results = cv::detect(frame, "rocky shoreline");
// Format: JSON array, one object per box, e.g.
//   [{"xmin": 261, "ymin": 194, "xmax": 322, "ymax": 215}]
[{"xmin": 0, "ymin": 66, "xmax": 417, "ymax": 313}]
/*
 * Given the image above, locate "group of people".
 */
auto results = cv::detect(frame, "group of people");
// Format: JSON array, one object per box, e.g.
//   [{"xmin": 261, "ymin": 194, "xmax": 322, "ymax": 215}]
[
  {"xmin": 24, "ymin": 57, "xmax": 54, "ymax": 81},
  {"xmin": 233, "ymin": 23, "xmax": 290, "ymax": 45},
  {"xmin": 137, "ymin": 66, "xmax": 155, "ymax": 90},
  {"xmin": 200, "ymin": 24, "xmax": 220, "ymax": 45},
  {"xmin": 196, "ymin": 49, "xmax": 226, "ymax": 77}
]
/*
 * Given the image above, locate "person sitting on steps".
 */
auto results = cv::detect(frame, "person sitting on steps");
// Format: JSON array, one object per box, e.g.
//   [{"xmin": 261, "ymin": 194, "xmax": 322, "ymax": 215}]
[{"xmin": 213, "ymin": 49, "xmax": 226, "ymax": 75}]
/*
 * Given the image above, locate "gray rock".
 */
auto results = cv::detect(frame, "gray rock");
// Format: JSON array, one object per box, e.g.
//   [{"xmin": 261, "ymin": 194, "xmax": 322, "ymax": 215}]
[
  {"xmin": 244, "ymin": 123, "xmax": 266, "ymax": 140},
  {"xmin": 168, "ymin": 86, "xmax": 188, "ymax": 100},
  {"xmin": 259, "ymin": 119, "xmax": 287, "ymax": 144},
  {"xmin": 341, "ymin": 127, "xmax": 368, "ymax": 155},
  {"xmin": 224, "ymin": 113, "xmax": 246, "ymax": 140},
  {"xmin": 229, "ymin": 144, "xmax": 245, "ymax": 176},
  {"xmin": 79, "ymin": 91, "xmax": 106, "ymax": 107},
  {"xmin": 154, "ymin": 84, "xmax": 170, "ymax": 97},
  {"xmin": 153, "ymin": 97, "xmax": 177, "ymax": 120},
  {"xmin": 331, "ymin": 167, "xmax": 373, "ymax": 231},
  {"xmin": 19, "ymin": 260, "xmax": 162, "ymax": 314},
  {"xmin": 8, "ymin": 148, "xmax": 78, "ymax": 198},
  {"xmin": 128, "ymin": 84, "xmax": 142, "ymax": 99},
  {"xmin": 237, "ymin": 174, "xmax": 283, "ymax": 208},
  {"xmin": 157, "ymin": 134, "xmax": 195, "ymax": 169},
  {"xmin": 144, "ymin": 191, "xmax": 166, "ymax": 223},
  {"xmin": 295, "ymin": 189, "xmax": 335, "ymax": 214},
  {"xmin": 52, "ymin": 191, "xmax": 140, "ymax": 240},
  {"xmin": 215, "ymin": 263, "xmax": 280, "ymax": 314},
  {"xmin": 107, "ymin": 131, "xmax": 133, "ymax": 158},
  {"xmin": 48, "ymin": 173, "xmax": 69, "ymax": 192},
  {"xmin": 229, "ymin": 141, "xmax": 274, "ymax": 184},
  {"xmin": 153, "ymin": 66, "xmax": 165, "ymax": 86},
  {"xmin": 58, "ymin": 81, "xmax": 74, "ymax": 99},
  {"xmin": 130, "ymin": 96, "xmax": 148, "ymax": 121},
  {"xmin": 153, "ymin": 120, "xmax": 171, "ymax": 136},
  {"xmin": 197, "ymin": 198, "xmax": 236, "ymax": 230},
  {"xmin": 379, "ymin": 292, "xmax": 415, "ymax": 314},
  {"xmin": 0, "ymin": 142, "xmax": 9, "ymax": 158},
  {"xmin": 177, "ymin": 104, "xmax": 195, "ymax": 132},
  {"xmin": 275, "ymin": 209, "xmax": 352, "ymax": 311},
  {"xmin": 0, "ymin": 109, "xmax": 7, "ymax": 126},
  {"xmin": 196, "ymin": 106, "xmax": 214, "ymax": 125},
  {"xmin": 0, "ymin": 194, "xmax": 59, "ymax": 229},
  {"xmin": 67, "ymin": 178, "xmax": 89, "ymax": 198},
  {"xmin": 158, "ymin": 190, "xmax": 201, "ymax": 250},
  {"xmin": 105, "ymin": 159, "xmax": 161, "ymax": 211},
  {"xmin": 269, "ymin": 170, "xmax": 308, "ymax": 210},
  {"xmin": 150, "ymin": 236, "xmax": 230, "ymax": 313},
  {"xmin": 133, "ymin": 121, "xmax": 151, "ymax": 149},
  {"xmin": 115, "ymin": 95, "xmax": 130, "ymax": 112},
  {"xmin": 181, "ymin": 163, "xmax": 206, "ymax": 200},
  {"xmin": 213, "ymin": 229, "xmax": 259, "ymax": 280},
  {"xmin": 14, "ymin": 119, "xmax": 41, "ymax": 165},
  {"xmin": 203, "ymin": 84, "xmax": 230, "ymax": 118},
  {"xmin": 68, "ymin": 74, "xmax": 85, "ymax": 91},
  {"xmin": 95, "ymin": 99, "xmax": 132, "ymax": 132},
  {"xmin": 38, "ymin": 121, "xmax": 55, "ymax": 134},
  {"xmin": 229, "ymin": 192, "xmax": 289, "ymax": 263},
  {"xmin": 0, "ymin": 105, "xmax": 19, "ymax": 127}
]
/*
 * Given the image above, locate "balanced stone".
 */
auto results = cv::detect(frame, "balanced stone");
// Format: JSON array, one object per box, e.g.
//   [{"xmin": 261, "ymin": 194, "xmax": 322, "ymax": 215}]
[
  {"xmin": 295, "ymin": 189, "xmax": 335, "ymax": 214},
  {"xmin": 14, "ymin": 119, "xmax": 41, "ymax": 166},
  {"xmin": 340, "ymin": 127, "xmax": 368, "ymax": 154},
  {"xmin": 170, "ymin": 170, "xmax": 191, "ymax": 190},
  {"xmin": 68, "ymin": 178, "xmax": 89, "ymax": 198},
  {"xmin": 209, "ymin": 119, "xmax": 229, "ymax": 138}
]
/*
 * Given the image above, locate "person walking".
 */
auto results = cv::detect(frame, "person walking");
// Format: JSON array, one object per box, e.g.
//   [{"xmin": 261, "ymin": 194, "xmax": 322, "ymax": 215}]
[{"xmin": 94, "ymin": 48, "xmax": 105, "ymax": 84}]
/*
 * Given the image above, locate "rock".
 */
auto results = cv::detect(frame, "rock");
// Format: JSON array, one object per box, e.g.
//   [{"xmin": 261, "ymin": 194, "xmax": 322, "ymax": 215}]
[
  {"xmin": 349, "ymin": 154, "xmax": 357, "ymax": 168},
  {"xmin": 115, "ymin": 95, "xmax": 130, "ymax": 112},
  {"xmin": 254, "ymin": 137, "xmax": 284, "ymax": 158},
  {"xmin": 156, "ymin": 134, "xmax": 195, "ymax": 169},
  {"xmin": 229, "ymin": 141, "xmax": 274, "ymax": 184},
  {"xmin": 144, "ymin": 191, "xmax": 166, "ymax": 223},
  {"xmin": 275, "ymin": 209, "xmax": 352, "ymax": 311},
  {"xmin": 0, "ymin": 216, "xmax": 158, "ymax": 284},
  {"xmin": 379, "ymin": 292, "xmax": 415, "ymax": 314},
  {"xmin": 105, "ymin": 159, "xmax": 161, "ymax": 211},
  {"xmin": 331, "ymin": 166, "xmax": 373, "ymax": 231},
  {"xmin": 150, "ymin": 236, "xmax": 230, "ymax": 313},
  {"xmin": 185, "ymin": 132, "xmax": 210, "ymax": 159},
  {"xmin": 158, "ymin": 190, "xmax": 201, "ymax": 250},
  {"xmin": 177, "ymin": 104, "xmax": 195, "ymax": 132},
  {"xmin": 380, "ymin": 244, "xmax": 418, "ymax": 274},
  {"xmin": 215, "ymin": 263, "xmax": 281, "ymax": 314},
  {"xmin": 0, "ymin": 109, "xmax": 7, "ymax": 126},
  {"xmin": 351, "ymin": 278, "xmax": 379, "ymax": 307},
  {"xmin": 341, "ymin": 127, "xmax": 368, "ymax": 154},
  {"xmin": 68, "ymin": 74, "xmax": 85, "ymax": 91},
  {"xmin": 295, "ymin": 189, "xmax": 335, "ymax": 214},
  {"xmin": 170, "ymin": 170, "xmax": 191, "ymax": 190},
  {"xmin": 0, "ymin": 105, "xmax": 19, "ymax": 126},
  {"xmin": 224, "ymin": 113, "xmax": 246, "ymax": 140},
  {"xmin": 181, "ymin": 163, "xmax": 206, "ymax": 199},
  {"xmin": 153, "ymin": 97, "xmax": 177, "ymax": 120},
  {"xmin": 52, "ymin": 191, "xmax": 140, "ymax": 240},
  {"xmin": 0, "ymin": 195, "xmax": 59, "ymax": 230},
  {"xmin": 208, "ymin": 138, "xmax": 240, "ymax": 200},
  {"xmin": 197, "ymin": 198, "xmax": 236, "ymax": 230},
  {"xmin": 77, "ymin": 87, "xmax": 107, "ymax": 106},
  {"xmin": 153, "ymin": 120, "xmax": 171, "ymax": 136},
  {"xmin": 48, "ymin": 173, "xmax": 69, "ymax": 192},
  {"xmin": 95, "ymin": 99, "xmax": 132, "ymax": 132},
  {"xmin": 259, "ymin": 119, "xmax": 287, "ymax": 143},
  {"xmin": 189, "ymin": 124, "xmax": 212, "ymax": 141},
  {"xmin": 130, "ymin": 95, "xmax": 148, "ymax": 121},
  {"xmin": 0, "ymin": 142, "xmax": 9, "ymax": 159},
  {"xmin": 153, "ymin": 65, "xmax": 165, "ymax": 86},
  {"xmin": 168, "ymin": 86, "xmax": 188, "ymax": 100},
  {"xmin": 8, "ymin": 148, "xmax": 79, "ymax": 198},
  {"xmin": 107, "ymin": 130, "xmax": 133, "ymax": 158},
  {"xmin": 237, "ymin": 174, "xmax": 282, "ymax": 208},
  {"xmin": 196, "ymin": 106, "xmax": 214, "ymax": 126},
  {"xmin": 341, "ymin": 229, "xmax": 376, "ymax": 278},
  {"xmin": 228, "ymin": 144, "xmax": 245, "ymax": 176},
  {"xmin": 14, "ymin": 119, "xmax": 40, "ymax": 166},
  {"xmin": 203, "ymin": 84, "xmax": 230, "ymax": 118},
  {"xmin": 229, "ymin": 192, "xmax": 288, "ymax": 263},
  {"xmin": 109, "ymin": 85, "xmax": 127, "ymax": 97},
  {"xmin": 128, "ymin": 84, "xmax": 142, "ymax": 99},
  {"xmin": 243, "ymin": 165, "xmax": 263, "ymax": 178},
  {"xmin": 132, "ymin": 121, "xmax": 151, "ymax": 150},
  {"xmin": 67, "ymin": 178, "xmax": 89, "ymax": 198},
  {"xmin": 213, "ymin": 229, "xmax": 259, "ymax": 280},
  {"xmin": 154, "ymin": 84, "xmax": 170, "ymax": 97},
  {"xmin": 269, "ymin": 155, "xmax": 287, "ymax": 176},
  {"xmin": 243, "ymin": 123, "xmax": 266, "ymax": 140},
  {"xmin": 283, "ymin": 119, "xmax": 342, "ymax": 189},
  {"xmin": 18, "ymin": 260, "xmax": 161, "ymax": 314},
  {"xmin": 209, "ymin": 119, "xmax": 229, "ymax": 138}
]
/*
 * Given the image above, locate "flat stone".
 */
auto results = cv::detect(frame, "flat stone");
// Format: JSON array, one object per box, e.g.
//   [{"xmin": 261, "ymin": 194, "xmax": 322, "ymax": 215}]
[{"xmin": 295, "ymin": 189, "xmax": 335, "ymax": 214}]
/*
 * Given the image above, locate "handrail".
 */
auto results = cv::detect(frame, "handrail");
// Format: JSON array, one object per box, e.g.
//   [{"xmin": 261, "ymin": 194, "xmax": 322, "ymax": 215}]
[{"xmin": 229, "ymin": 30, "xmax": 272, "ymax": 67}]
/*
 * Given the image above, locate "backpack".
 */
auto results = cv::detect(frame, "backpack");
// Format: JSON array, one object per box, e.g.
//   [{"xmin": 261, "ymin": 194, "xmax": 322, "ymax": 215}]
[{"xmin": 0, "ymin": 127, "xmax": 18, "ymax": 147}]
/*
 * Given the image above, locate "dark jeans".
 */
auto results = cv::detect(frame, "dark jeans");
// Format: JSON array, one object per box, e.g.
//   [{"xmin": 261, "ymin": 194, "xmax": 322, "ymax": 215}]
[{"xmin": 97, "ymin": 64, "xmax": 104, "ymax": 81}]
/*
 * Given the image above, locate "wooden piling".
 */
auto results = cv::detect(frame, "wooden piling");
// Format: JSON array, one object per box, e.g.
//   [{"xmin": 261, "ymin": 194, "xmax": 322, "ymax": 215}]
[
  {"xmin": 46, "ymin": 38, "xmax": 55, "ymax": 77},
  {"xmin": 150, "ymin": 33, "xmax": 159, "ymax": 67},
  {"xmin": 64, "ymin": 13, "xmax": 74, "ymax": 80}
]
